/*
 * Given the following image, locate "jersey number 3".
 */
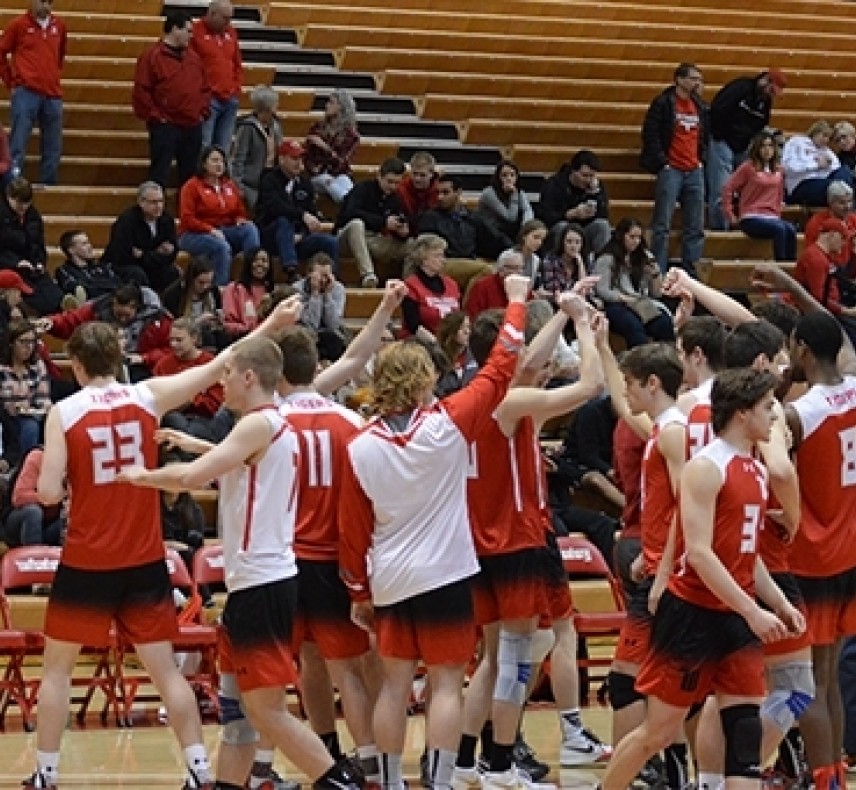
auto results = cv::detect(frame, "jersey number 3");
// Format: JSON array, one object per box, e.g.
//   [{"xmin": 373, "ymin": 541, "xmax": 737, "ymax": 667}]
[{"xmin": 88, "ymin": 422, "xmax": 145, "ymax": 484}]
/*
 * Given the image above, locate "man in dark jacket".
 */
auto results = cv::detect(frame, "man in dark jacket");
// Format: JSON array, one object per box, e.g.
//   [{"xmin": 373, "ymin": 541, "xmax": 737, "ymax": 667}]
[
  {"xmin": 640, "ymin": 62, "xmax": 708, "ymax": 275},
  {"xmin": 256, "ymin": 139, "xmax": 338, "ymax": 281},
  {"xmin": 55, "ymin": 229, "xmax": 124, "ymax": 303},
  {"xmin": 103, "ymin": 181, "xmax": 181, "ymax": 293},
  {"xmin": 537, "ymin": 149, "xmax": 611, "ymax": 257},
  {"xmin": 707, "ymin": 69, "xmax": 786, "ymax": 229}
]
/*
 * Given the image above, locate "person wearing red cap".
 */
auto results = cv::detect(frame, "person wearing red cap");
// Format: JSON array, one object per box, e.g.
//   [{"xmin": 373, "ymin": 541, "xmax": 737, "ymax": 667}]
[
  {"xmin": 708, "ymin": 69, "xmax": 786, "ymax": 230},
  {"xmin": 255, "ymin": 139, "xmax": 338, "ymax": 282}
]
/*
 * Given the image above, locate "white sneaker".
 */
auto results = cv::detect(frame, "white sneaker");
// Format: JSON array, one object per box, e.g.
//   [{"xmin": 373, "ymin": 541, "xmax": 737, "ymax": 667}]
[
  {"xmin": 453, "ymin": 765, "xmax": 482, "ymax": 790},
  {"xmin": 560, "ymin": 728, "xmax": 612, "ymax": 767},
  {"xmin": 480, "ymin": 766, "xmax": 556, "ymax": 790}
]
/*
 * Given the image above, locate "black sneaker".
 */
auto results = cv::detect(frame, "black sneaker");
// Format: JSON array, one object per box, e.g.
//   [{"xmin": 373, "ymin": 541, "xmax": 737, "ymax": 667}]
[
  {"xmin": 313, "ymin": 757, "xmax": 365, "ymax": 790},
  {"xmin": 419, "ymin": 750, "xmax": 430, "ymax": 787},
  {"xmin": 512, "ymin": 737, "xmax": 550, "ymax": 783},
  {"xmin": 21, "ymin": 774, "xmax": 57, "ymax": 790}
]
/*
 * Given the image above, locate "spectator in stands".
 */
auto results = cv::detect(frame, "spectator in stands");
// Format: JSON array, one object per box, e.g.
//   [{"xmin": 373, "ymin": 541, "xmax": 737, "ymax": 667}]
[
  {"xmin": 401, "ymin": 234, "xmax": 460, "ymax": 342},
  {"xmin": 464, "ymin": 249, "xmax": 526, "ymax": 320},
  {"xmin": 435, "ymin": 310, "xmax": 476, "ymax": 397},
  {"xmin": 304, "ymin": 88, "xmax": 359, "ymax": 203},
  {"xmin": 1, "ymin": 446, "xmax": 64, "ymax": 547},
  {"xmin": 103, "ymin": 181, "xmax": 181, "ymax": 292},
  {"xmin": 178, "ymin": 144, "xmax": 260, "ymax": 286},
  {"xmin": 594, "ymin": 217, "xmax": 674, "ymax": 347},
  {"xmin": 0, "ymin": 319, "xmax": 50, "ymax": 455},
  {"xmin": 0, "ymin": 122, "xmax": 11, "ymax": 188},
  {"xmin": 416, "ymin": 174, "xmax": 493, "ymax": 292},
  {"xmin": 154, "ymin": 317, "xmax": 224, "ymax": 425},
  {"xmin": 511, "ymin": 218, "xmax": 547, "ymax": 289},
  {"xmin": 160, "ymin": 481, "xmax": 206, "ymax": 592},
  {"xmin": 231, "ymin": 85, "xmax": 283, "ymax": 211},
  {"xmin": 335, "ymin": 157, "xmax": 411, "ymax": 287},
  {"xmin": 536, "ymin": 222, "xmax": 588, "ymax": 304},
  {"xmin": 478, "ymin": 159, "xmax": 534, "ymax": 255},
  {"xmin": 721, "ymin": 130, "xmax": 796, "ymax": 261},
  {"xmin": 641, "ymin": 63, "xmax": 707, "ymax": 276},
  {"xmin": 295, "ymin": 252, "xmax": 347, "ymax": 340},
  {"xmin": 133, "ymin": 11, "xmax": 211, "ymax": 188},
  {"xmin": 834, "ymin": 121, "xmax": 856, "ymax": 175},
  {"xmin": 41, "ymin": 282, "xmax": 172, "ymax": 381},
  {"xmin": 804, "ymin": 180, "xmax": 856, "ymax": 268},
  {"xmin": 783, "ymin": 120, "xmax": 854, "ymax": 206},
  {"xmin": 162, "ymin": 256, "xmax": 227, "ymax": 351},
  {"xmin": 398, "ymin": 150, "xmax": 439, "ymax": 231},
  {"xmin": 0, "ymin": 0, "xmax": 66, "ymax": 185},
  {"xmin": 221, "ymin": 246, "xmax": 275, "ymax": 337},
  {"xmin": 191, "ymin": 0, "xmax": 242, "ymax": 151},
  {"xmin": 0, "ymin": 269, "xmax": 29, "ymax": 334},
  {"xmin": 256, "ymin": 139, "xmax": 338, "ymax": 281},
  {"xmin": 55, "ymin": 229, "xmax": 125, "ymax": 304},
  {"xmin": 536, "ymin": 149, "xmax": 611, "ymax": 259},
  {"xmin": 0, "ymin": 177, "xmax": 62, "ymax": 316},
  {"xmin": 706, "ymin": 69, "xmax": 786, "ymax": 229}
]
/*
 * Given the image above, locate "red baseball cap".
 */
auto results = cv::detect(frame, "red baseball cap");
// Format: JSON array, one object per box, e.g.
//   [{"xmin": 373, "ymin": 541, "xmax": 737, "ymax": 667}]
[
  {"xmin": 819, "ymin": 217, "xmax": 848, "ymax": 236},
  {"xmin": 278, "ymin": 140, "xmax": 306, "ymax": 158},
  {"xmin": 767, "ymin": 68, "xmax": 787, "ymax": 95},
  {"xmin": 0, "ymin": 269, "xmax": 33, "ymax": 294}
]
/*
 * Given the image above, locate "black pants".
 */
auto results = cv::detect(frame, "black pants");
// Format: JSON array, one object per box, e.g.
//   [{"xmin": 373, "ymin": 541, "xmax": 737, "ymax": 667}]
[{"xmin": 148, "ymin": 121, "xmax": 203, "ymax": 188}]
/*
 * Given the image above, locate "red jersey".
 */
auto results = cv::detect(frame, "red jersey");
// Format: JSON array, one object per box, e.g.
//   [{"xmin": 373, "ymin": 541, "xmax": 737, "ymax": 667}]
[
  {"xmin": 56, "ymin": 382, "xmax": 163, "ymax": 571},
  {"xmin": 671, "ymin": 439, "xmax": 768, "ymax": 611},
  {"xmin": 402, "ymin": 273, "xmax": 460, "ymax": 337},
  {"xmin": 685, "ymin": 378, "xmax": 714, "ymax": 459},
  {"xmin": 640, "ymin": 406, "xmax": 685, "ymax": 577},
  {"xmin": 467, "ymin": 414, "xmax": 547, "ymax": 556},
  {"xmin": 279, "ymin": 391, "xmax": 363, "ymax": 562},
  {"xmin": 190, "ymin": 18, "xmax": 242, "ymax": 100},
  {"xmin": 789, "ymin": 375, "xmax": 856, "ymax": 576}
]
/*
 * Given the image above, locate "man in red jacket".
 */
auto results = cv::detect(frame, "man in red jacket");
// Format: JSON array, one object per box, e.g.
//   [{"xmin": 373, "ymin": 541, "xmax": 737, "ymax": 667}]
[
  {"xmin": 0, "ymin": 0, "xmax": 67, "ymax": 185},
  {"xmin": 464, "ymin": 250, "xmax": 528, "ymax": 319},
  {"xmin": 191, "ymin": 1, "xmax": 243, "ymax": 151},
  {"xmin": 133, "ymin": 11, "xmax": 211, "ymax": 188}
]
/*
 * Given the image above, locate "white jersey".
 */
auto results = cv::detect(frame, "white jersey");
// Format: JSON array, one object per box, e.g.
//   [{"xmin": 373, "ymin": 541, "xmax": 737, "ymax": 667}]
[
  {"xmin": 344, "ymin": 406, "xmax": 480, "ymax": 607},
  {"xmin": 218, "ymin": 407, "xmax": 300, "ymax": 593}
]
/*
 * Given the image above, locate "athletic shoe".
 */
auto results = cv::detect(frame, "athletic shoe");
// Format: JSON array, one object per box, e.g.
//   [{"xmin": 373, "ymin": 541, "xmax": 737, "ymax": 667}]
[
  {"xmin": 479, "ymin": 767, "xmax": 556, "ymax": 790},
  {"xmin": 559, "ymin": 728, "xmax": 612, "ymax": 767},
  {"xmin": 246, "ymin": 769, "xmax": 301, "ymax": 790},
  {"xmin": 453, "ymin": 765, "xmax": 482, "ymax": 790},
  {"xmin": 21, "ymin": 774, "xmax": 57, "ymax": 790},
  {"xmin": 512, "ymin": 737, "xmax": 550, "ymax": 783}
]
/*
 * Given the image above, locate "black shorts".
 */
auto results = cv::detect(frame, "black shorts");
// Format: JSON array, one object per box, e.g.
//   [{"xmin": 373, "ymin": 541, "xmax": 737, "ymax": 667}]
[{"xmin": 222, "ymin": 576, "xmax": 298, "ymax": 653}]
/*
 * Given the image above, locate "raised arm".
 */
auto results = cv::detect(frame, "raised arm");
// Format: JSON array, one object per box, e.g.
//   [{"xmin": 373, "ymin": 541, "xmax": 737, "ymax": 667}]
[
  {"xmin": 662, "ymin": 267, "xmax": 754, "ymax": 328},
  {"xmin": 756, "ymin": 400, "xmax": 800, "ymax": 539}
]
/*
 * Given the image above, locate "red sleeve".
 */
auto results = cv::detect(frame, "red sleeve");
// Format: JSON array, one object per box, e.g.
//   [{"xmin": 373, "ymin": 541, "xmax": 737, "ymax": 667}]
[
  {"xmin": 48, "ymin": 303, "xmax": 96, "ymax": 339},
  {"xmin": 722, "ymin": 161, "xmax": 751, "ymax": 223},
  {"xmin": 139, "ymin": 315, "xmax": 173, "ymax": 370},
  {"xmin": 132, "ymin": 46, "xmax": 159, "ymax": 123},
  {"xmin": 337, "ymin": 446, "xmax": 374, "ymax": 602},
  {"xmin": 804, "ymin": 212, "xmax": 824, "ymax": 247},
  {"xmin": 0, "ymin": 19, "xmax": 20, "ymax": 89},
  {"xmin": 443, "ymin": 301, "xmax": 526, "ymax": 442},
  {"xmin": 798, "ymin": 246, "xmax": 839, "ymax": 313},
  {"xmin": 179, "ymin": 179, "xmax": 214, "ymax": 234},
  {"xmin": 221, "ymin": 283, "xmax": 252, "ymax": 334},
  {"xmin": 12, "ymin": 449, "xmax": 42, "ymax": 507},
  {"xmin": 463, "ymin": 279, "xmax": 486, "ymax": 320}
]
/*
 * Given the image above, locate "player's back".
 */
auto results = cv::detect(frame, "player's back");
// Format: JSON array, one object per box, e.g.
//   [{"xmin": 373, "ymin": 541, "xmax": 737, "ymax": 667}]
[{"xmin": 58, "ymin": 381, "xmax": 162, "ymax": 571}]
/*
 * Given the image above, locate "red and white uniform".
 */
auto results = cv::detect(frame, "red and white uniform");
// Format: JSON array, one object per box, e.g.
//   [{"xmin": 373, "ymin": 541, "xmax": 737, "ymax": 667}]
[
  {"xmin": 57, "ymin": 381, "xmax": 162, "ymax": 570},
  {"xmin": 789, "ymin": 376, "xmax": 856, "ymax": 577},
  {"xmin": 671, "ymin": 438, "xmax": 768, "ymax": 610},
  {"xmin": 279, "ymin": 391, "xmax": 363, "ymax": 561},
  {"xmin": 685, "ymin": 377, "xmax": 714, "ymax": 459},
  {"xmin": 218, "ymin": 407, "xmax": 300, "ymax": 592},
  {"xmin": 339, "ymin": 303, "xmax": 526, "ymax": 607}
]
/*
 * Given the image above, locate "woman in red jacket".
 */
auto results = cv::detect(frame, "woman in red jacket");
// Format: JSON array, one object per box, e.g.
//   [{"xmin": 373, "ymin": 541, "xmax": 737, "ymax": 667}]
[
  {"xmin": 401, "ymin": 233, "xmax": 460, "ymax": 342},
  {"xmin": 178, "ymin": 144, "xmax": 260, "ymax": 285}
]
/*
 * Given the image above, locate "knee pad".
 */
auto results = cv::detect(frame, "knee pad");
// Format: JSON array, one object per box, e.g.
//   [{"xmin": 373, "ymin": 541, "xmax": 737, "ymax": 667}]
[
  {"xmin": 607, "ymin": 670, "xmax": 644, "ymax": 711},
  {"xmin": 221, "ymin": 717, "xmax": 259, "ymax": 745},
  {"xmin": 761, "ymin": 662, "xmax": 815, "ymax": 733},
  {"xmin": 218, "ymin": 672, "xmax": 246, "ymax": 726},
  {"xmin": 495, "ymin": 629, "xmax": 533, "ymax": 706},
  {"xmin": 531, "ymin": 628, "xmax": 556, "ymax": 665},
  {"xmin": 720, "ymin": 703, "xmax": 761, "ymax": 779}
]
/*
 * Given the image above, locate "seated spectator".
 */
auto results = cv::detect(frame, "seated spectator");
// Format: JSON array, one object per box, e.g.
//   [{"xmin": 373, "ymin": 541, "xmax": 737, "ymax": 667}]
[
  {"xmin": 804, "ymin": 180, "xmax": 856, "ymax": 267},
  {"xmin": 593, "ymin": 218, "xmax": 674, "ymax": 347},
  {"xmin": 178, "ymin": 144, "xmax": 261, "ymax": 286},
  {"xmin": 416, "ymin": 174, "xmax": 493, "ymax": 292},
  {"xmin": 536, "ymin": 222, "xmax": 588, "ymax": 303},
  {"xmin": 435, "ymin": 310, "xmax": 477, "ymax": 397},
  {"xmin": 478, "ymin": 159, "xmax": 534, "ymax": 255},
  {"xmin": 783, "ymin": 120, "xmax": 854, "ymax": 206},
  {"xmin": 162, "ymin": 257, "xmax": 227, "ymax": 351},
  {"xmin": 1, "ymin": 446, "xmax": 64, "ymax": 547},
  {"xmin": 0, "ymin": 268, "xmax": 29, "ymax": 335},
  {"xmin": 55, "ymin": 230, "xmax": 126, "ymax": 304},
  {"xmin": 255, "ymin": 139, "xmax": 338, "ymax": 280},
  {"xmin": 0, "ymin": 320, "xmax": 51, "ymax": 455},
  {"xmin": 41, "ymin": 282, "xmax": 172, "ymax": 381},
  {"xmin": 536, "ymin": 149, "xmax": 611, "ymax": 259},
  {"xmin": 464, "ymin": 249, "xmax": 526, "ymax": 320},
  {"xmin": 221, "ymin": 246, "xmax": 274, "ymax": 337},
  {"xmin": 230, "ymin": 84, "xmax": 283, "ymax": 211},
  {"xmin": 834, "ymin": 121, "xmax": 856, "ymax": 175},
  {"xmin": 161, "ymin": 484, "xmax": 206, "ymax": 585},
  {"xmin": 335, "ymin": 157, "xmax": 412, "ymax": 287},
  {"xmin": 401, "ymin": 233, "xmax": 460, "ymax": 342},
  {"xmin": 721, "ymin": 130, "xmax": 796, "ymax": 261},
  {"xmin": 304, "ymin": 88, "xmax": 359, "ymax": 203},
  {"xmin": 0, "ymin": 178, "xmax": 62, "ymax": 316},
  {"xmin": 154, "ymin": 317, "xmax": 224, "ymax": 424},
  {"xmin": 103, "ymin": 181, "xmax": 181, "ymax": 293},
  {"xmin": 397, "ymin": 150, "xmax": 439, "ymax": 231},
  {"xmin": 295, "ymin": 252, "xmax": 346, "ymax": 339},
  {"xmin": 511, "ymin": 218, "xmax": 547, "ymax": 289}
]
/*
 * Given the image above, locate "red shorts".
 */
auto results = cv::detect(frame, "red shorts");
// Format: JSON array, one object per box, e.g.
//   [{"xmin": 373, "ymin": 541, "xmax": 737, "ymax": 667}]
[
  {"xmin": 795, "ymin": 567, "xmax": 856, "ymax": 646},
  {"xmin": 375, "ymin": 578, "xmax": 476, "ymax": 665},
  {"xmin": 294, "ymin": 560, "xmax": 370, "ymax": 660},
  {"xmin": 45, "ymin": 560, "xmax": 177, "ymax": 647},
  {"xmin": 221, "ymin": 577, "xmax": 300, "ymax": 693},
  {"xmin": 613, "ymin": 577, "xmax": 653, "ymax": 666},
  {"xmin": 471, "ymin": 548, "xmax": 549, "ymax": 626}
]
